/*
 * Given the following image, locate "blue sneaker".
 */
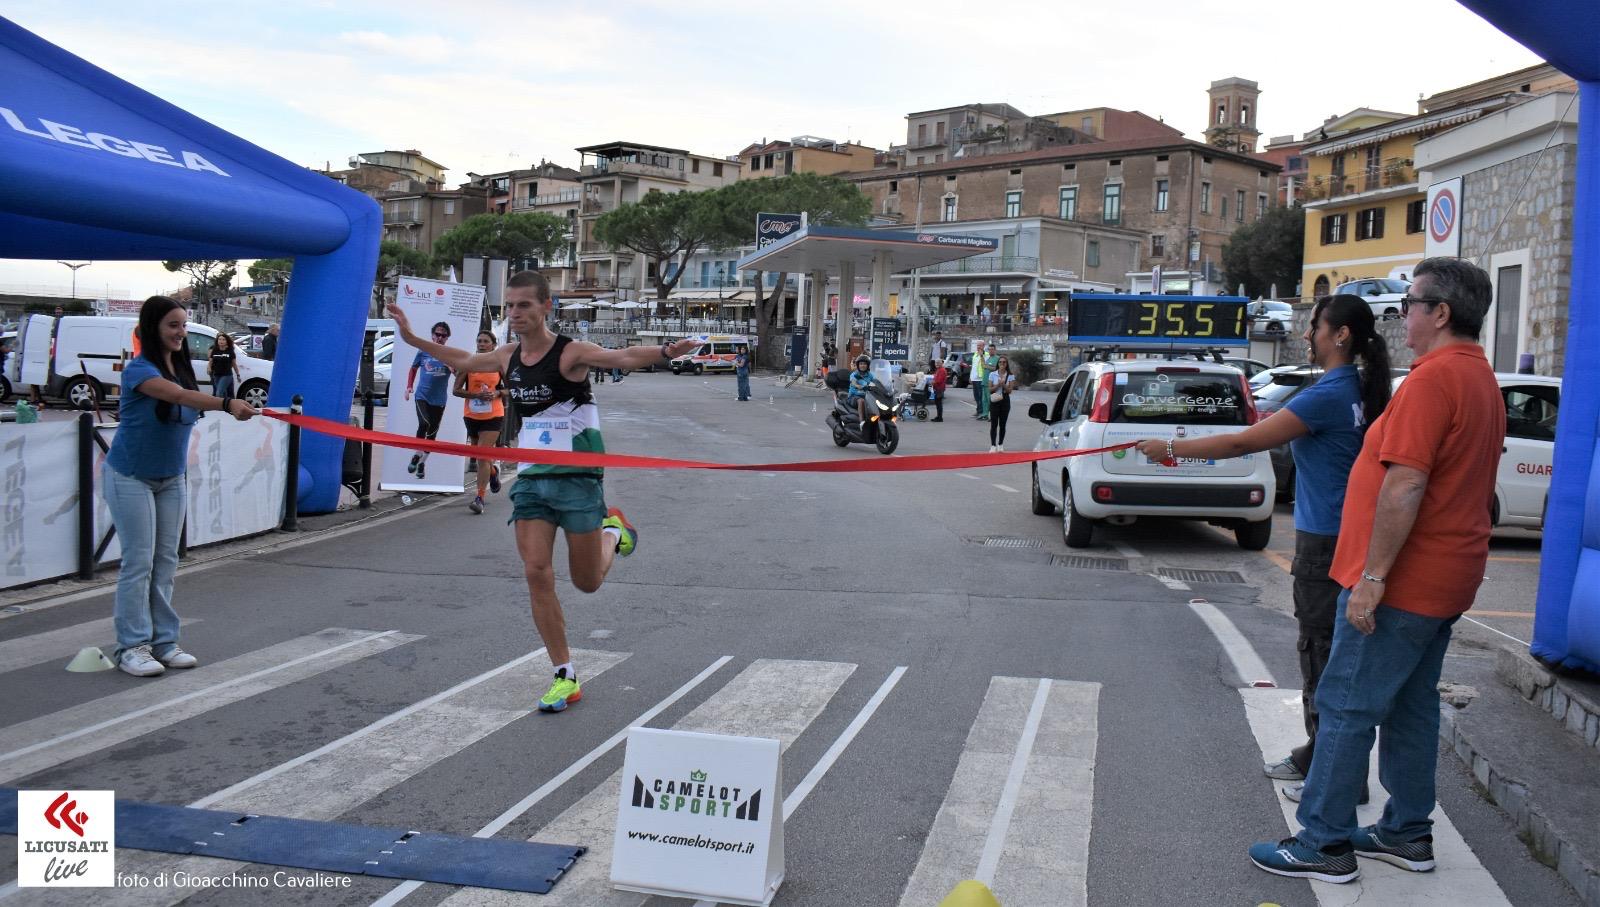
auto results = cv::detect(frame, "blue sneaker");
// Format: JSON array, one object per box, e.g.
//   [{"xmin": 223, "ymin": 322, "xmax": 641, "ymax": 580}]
[
  {"xmin": 1352, "ymin": 826, "xmax": 1435, "ymax": 872},
  {"xmin": 1249, "ymin": 835, "xmax": 1359, "ymax": 884}
]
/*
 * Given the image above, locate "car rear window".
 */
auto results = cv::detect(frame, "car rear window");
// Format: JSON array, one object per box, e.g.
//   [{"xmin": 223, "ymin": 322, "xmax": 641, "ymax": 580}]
[{"xmin": 1113, "ymin": 371, "xmax": 1248, "ymax": 425}]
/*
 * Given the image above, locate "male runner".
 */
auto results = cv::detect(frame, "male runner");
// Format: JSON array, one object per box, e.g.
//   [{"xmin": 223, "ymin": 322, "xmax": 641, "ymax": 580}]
[{"xmin": 389, "ymin": 272, "xmax": 699, "ymax": 711}]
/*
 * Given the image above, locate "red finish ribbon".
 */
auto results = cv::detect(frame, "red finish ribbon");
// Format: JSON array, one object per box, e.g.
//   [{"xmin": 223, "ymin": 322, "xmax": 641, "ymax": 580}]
[{"xmin": 262, "ymin": 409, "xmax": 1135, "ymax": 473}]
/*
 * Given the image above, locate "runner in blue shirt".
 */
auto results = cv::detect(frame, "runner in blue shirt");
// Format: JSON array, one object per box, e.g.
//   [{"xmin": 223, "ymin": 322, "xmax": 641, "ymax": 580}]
[
  {"xmin": 404, "ymin": 320, "xmax": 453, "ymax": 479},
  {"xmin": 1135, "ymin": 294, "xmax": 1392, "ymax": 797}
]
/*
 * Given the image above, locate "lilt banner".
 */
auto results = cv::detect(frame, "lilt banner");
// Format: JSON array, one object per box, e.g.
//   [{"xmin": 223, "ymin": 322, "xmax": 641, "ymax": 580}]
[
  {"xmin": 611, "ymin": 728, "xmax": 784, "ymax": 906},
  {"xmin": 380, "ymin": 277, "xmax": 486, "ymax": 493}
]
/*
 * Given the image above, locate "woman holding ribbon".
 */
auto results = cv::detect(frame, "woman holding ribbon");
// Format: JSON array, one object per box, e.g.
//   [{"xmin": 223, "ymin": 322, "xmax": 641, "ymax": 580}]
[{"xmin": 1134, "ymin": 294, "xmax": 1391, "ymax": 799}]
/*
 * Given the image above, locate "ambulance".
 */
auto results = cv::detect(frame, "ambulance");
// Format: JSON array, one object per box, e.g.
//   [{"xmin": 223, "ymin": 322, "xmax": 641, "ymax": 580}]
[{"xmin": 669, "ymin": 335, "xmax": 751, "ymax": 375}]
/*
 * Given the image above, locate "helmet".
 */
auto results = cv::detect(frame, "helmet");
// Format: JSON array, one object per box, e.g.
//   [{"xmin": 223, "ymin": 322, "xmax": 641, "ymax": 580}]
[{"xmin": 855, "ymin": 355, "xmax": 871, "ymax": 367}]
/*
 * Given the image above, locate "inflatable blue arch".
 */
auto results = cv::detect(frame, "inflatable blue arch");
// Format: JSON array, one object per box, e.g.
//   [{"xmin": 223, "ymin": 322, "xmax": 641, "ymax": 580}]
[{"xmin": 0, "ymin": 16, "xmax": 378, "ymax": 514}]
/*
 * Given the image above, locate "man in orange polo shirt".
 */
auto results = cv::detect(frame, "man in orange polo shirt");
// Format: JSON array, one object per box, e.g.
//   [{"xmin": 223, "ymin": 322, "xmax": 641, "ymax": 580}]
[{"xmin": 1249, "ymin": 257, "xmax": 1505, "ymax": 884}]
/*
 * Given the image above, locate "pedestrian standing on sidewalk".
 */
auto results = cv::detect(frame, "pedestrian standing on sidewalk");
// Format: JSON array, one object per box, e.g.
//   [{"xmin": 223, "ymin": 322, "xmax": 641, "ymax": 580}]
[
  {"xmin": 454, "ymin": 330, "xmax": 506, "ymax": 514},
  {"xmin": 104, "ymin": 296, "xmax": 258, "ymax": 678},
  {"xmin": 207, "ymin": 332, "xmax": 241, "ymax": 402},
  {"xmin": 261, "ymin": 323, "xmax": 279, "ymax": 361},
  {"xmin": 1136, "ymin": 293, "xmax": 1392, "ymax": 802},
  {"xmin": 931, "ymin": 331, "xmax": 950, "ymax": 365},
  {"xmin": 734, "ymin": 345, "xmax": 751, "ymax": 401},
  {"xmin": 987, "ymin": 356, "xmax": 1016, "ymax": 451},
  {"xmin": 1244, "ymin": 257, "xmax": 1504, "ymax": 883},
  {"xmin": 390, "ymin": 272, "xmax": 699, "ymax": 713},
  {"xmin": 930, "ymin": 358, "xmax": 947, "ymax": 422},
  {"xmin": 971, "ymin": 342, "xmax": 989, "ymax": 420}
]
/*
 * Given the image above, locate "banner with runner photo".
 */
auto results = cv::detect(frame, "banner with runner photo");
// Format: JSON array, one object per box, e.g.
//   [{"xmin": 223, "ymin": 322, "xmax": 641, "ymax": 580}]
[{"xmin": 380, "ymin": 277, "xmax": 486, "ymax": 493}]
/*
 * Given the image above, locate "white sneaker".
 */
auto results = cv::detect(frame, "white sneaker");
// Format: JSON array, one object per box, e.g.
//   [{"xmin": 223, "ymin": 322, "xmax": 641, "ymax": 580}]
[
  {"xmin": 1281, "ymin": 782, "xmax": 1303, "ymax": 802},
  {"xmin": 118, "ymin": 645, "xmax": 165, "ymax": 677},
  {"xmin": 157, "ymin": 646, "xmax": 198, "ymax": 669},
  {"xmin": 998, "ymin": 445, "xmax": 1005, "ymax": 452},
  {"xmin": 988, "ymin": 445, "xmax": 997, "ymax": 453}
]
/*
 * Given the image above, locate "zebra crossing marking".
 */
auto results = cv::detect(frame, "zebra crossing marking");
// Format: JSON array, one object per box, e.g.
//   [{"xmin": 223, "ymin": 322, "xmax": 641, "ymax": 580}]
[
  {"xmin": 371, "ymin": 655, "xmax": 737, "ymax": 907},
  {"xmin": 26, "ymin": 651, "xmax": 633, "ymax": 907},
  {"xmin": 0, "ymin": 628, "xmax": 416, "ymax": 785},
  {"xmin": 0, "ymin": 616, "xmax": 201, "ymax": 674},
  {"xmin": 898, "ymin": 677, "xmax": 1100, "ymax": 907},
  {"xmin": 429, "ymin": 658, "xmax": 856, "ymax": 907},
  {"xmin": 1239, "ymin": 687, "xmax": 1511, "ymax": 905}
]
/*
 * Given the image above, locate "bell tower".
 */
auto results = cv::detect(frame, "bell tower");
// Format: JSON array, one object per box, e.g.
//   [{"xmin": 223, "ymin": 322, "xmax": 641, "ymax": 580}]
[{"xmin": 1206, "ymin": 77, "xmax": 1261, "ymax": 153}]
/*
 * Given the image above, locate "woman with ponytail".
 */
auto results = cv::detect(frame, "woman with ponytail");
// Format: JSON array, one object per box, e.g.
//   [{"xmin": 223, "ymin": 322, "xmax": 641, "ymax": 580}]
[
  {"xmin": 104, "ymin": 296, "xmax": 259, "ymax": 678},
  {"xmin": 1136, "ymin": 294, "xmax": 1389, "ymax": 798}
]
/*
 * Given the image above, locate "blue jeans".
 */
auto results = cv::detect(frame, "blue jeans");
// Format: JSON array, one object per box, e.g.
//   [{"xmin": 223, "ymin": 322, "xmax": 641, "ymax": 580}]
[
  {"xmin": 213, "ymin": 374, "xmax": 235, "ymax": 400},
  {"xmin": 1296, "ymin": 588, "xmax": 1457, "ymax": 850},
  {"xmin": 736, "ymin": 372, "xmax": 751, "ymax": 399},
  {"xmin": 103, "ymin": 463, "xmax": 187, "ymax": 659}
]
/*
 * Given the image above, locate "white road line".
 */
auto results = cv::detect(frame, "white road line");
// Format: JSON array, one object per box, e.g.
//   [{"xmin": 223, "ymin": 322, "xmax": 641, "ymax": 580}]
[
  {"xmin": 371, "ymin": 656, "xmax": 736, "ymax": 907},
  {"xmin": 959, "ymin": 473, "xmax": 983, "ymax": 481},
  {"xmin": 1239, "ymin": 687, "xmax": 1511, "ymax": 906},
  {"xmin": 0, "ymin": 628, "xmax": 416, "ymax": 784},
  {"xmin": 1462, "ymin": 615, "xmax": 1529, "ymax": 646},
  {"xmin": 1155, "ymin": 575, "xmax": 1192, "ymax": 592},
  {"xmin": 797, "ymin": 420, "xmax": 809, "ymax": 426},
  {"xmin": 898, "ymin": 677, "xmax": 1099, "ymax": 907},
  {"xmin": 1110, "ymin": 541, "xmax": 1141, "ymax": 559},
  {"xmin": 975, "ymin": 679, "xmax": 1050, "ymax": 884},
  {"xmin": 0, "ymin": 617, "xmax": 201, "ymax": 674},
  {"xmin": 432, "ymin": 659, "xmax": 855, "ymax": 907},
  {"xmin": 688, "ymin": 666, "xmax": 908, "ymax": 907},
  {"xmin": 87, "ymin": 651, "xmax": 633, "ymax": 907},
  {"xmin": 992, "ymin": 483, "xmax": 1021, "ymax": 494},
  {"xmin": 1186, "ymin": 600, "xmax": 1275, "ymax": 688}
]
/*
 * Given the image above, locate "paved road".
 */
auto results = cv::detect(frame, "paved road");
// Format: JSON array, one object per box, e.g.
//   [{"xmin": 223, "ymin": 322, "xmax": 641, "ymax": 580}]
[{"xmin": 0, "ymin": 372, "xmax": 1574, "ymax": 906}]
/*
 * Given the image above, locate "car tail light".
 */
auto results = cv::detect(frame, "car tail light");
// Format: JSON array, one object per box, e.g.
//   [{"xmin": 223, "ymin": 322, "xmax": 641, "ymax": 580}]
[
  {"xmin": 1240, "ymin": 375, "xmax": 1262, "ymax": 424},
  {"xmin": 1088, "ymin": 373, "xmax": 1116, "ymax": 422},
  {"xmin": 1094, "ymin": 485, "xmax": 1115, "ymax": 502}
]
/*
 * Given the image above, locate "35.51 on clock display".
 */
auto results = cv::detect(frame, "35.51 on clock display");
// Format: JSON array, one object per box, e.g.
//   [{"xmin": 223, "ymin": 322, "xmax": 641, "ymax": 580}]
[{"xmin": 1067, "ymin": 293, "xmax": 1251, "ymax": 346}]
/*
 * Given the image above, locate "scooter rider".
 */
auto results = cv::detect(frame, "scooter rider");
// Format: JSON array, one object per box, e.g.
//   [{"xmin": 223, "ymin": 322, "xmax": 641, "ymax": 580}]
[{"xmin": 846, "ymin": 355, "xmax": 878, "ymax": 426}]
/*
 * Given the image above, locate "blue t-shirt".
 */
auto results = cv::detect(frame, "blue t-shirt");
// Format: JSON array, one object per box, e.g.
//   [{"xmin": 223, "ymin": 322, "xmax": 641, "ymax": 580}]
[
  {"xmin": 411, "ymin": 350, "xmax": 450, "ymax": 406},
  {"xmin": 107, "ymin": 356, "xmax": 199, "ymax": 480},
  {"xmin": 1283, "ymin": 364, "xmax": 1366, "ymax": 535},
  {"xmin": 847, "ymin": 370, "xmax": 874, "ymax": 398}
]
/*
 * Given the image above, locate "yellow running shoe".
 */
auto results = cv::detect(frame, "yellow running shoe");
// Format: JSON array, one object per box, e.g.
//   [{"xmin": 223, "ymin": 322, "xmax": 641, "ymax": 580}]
[
  {"xmin": 538, "ymin": 671, "xmax": 581, "ymax": 712},
  {"xmin": 602, "ymin": 508, "xmax": 637, "ymax": 557}
]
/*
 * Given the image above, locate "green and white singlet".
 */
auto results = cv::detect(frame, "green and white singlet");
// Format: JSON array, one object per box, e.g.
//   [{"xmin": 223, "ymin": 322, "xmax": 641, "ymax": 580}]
[{"xmin": 506, "ymin": 335, "xmax": 605, "ymax": 477}]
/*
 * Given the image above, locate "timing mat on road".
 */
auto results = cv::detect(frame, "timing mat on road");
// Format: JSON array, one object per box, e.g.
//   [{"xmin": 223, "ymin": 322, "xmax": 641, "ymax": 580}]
[{"xmin": 0, "ymin": 786, "xmax": 584, "ymax": 893}]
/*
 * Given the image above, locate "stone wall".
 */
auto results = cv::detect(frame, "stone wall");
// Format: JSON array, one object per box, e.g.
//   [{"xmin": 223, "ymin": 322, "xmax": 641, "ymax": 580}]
[{"xmin": 1460, "ymin": 144, "xmax": 1576, "ymax": 377}]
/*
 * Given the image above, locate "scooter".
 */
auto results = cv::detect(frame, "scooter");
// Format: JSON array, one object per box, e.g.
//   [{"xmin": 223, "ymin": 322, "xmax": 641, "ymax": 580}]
[{"xmin": 823, "ymin": 370, "xmax": 902, "ymax": 455}]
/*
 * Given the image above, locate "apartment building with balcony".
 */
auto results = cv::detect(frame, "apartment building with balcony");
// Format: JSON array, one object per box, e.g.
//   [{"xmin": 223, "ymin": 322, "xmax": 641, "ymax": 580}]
[
  {"xmin": 379, "ymin": 186, "xmax": 488, "ymax": 254},
  {"xmin": 850, "ymin": 135, "xmax": 1279, "ymax": 311},
  {"xmin": 572, "ymin": 141, "xmax": 741, "ymax": 296},
  {"xmin": 319, "ymin": 149, "xmax": 450, "ymax": 200},
  {"xmin": 739, "ymin": 136, "xmax": 877, "ymax": 179}
]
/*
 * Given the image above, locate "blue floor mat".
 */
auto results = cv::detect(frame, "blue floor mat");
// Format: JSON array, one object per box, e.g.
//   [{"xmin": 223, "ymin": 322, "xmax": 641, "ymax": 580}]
[{"xmin": 1, "ymin": 787, "xmax": 583, "ymax": 893}]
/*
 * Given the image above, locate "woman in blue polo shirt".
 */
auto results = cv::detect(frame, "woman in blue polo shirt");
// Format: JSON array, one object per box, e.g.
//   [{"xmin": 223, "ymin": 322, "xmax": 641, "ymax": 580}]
[
  {"xmin": 104, "ymin": 296, "xmax": 258, "ymax": 678},
  {"xmin": 1135, "ymin": 294, "xmax": 1391, "ymax": 796}
]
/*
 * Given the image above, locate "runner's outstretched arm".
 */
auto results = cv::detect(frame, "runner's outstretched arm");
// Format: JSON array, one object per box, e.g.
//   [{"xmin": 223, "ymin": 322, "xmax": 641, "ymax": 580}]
[
  {"xmin": 388, "ymin": 303, "xmax": 503, "ymax": 374},
  {"xmin": 565, "ymin": 338, "xmax": 700, "ymax": 374}
]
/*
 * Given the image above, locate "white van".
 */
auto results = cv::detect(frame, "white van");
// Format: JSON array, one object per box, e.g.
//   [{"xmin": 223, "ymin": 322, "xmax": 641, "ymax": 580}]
[{"xmin": 14, "ymin": 315, "xmax": 273, "ymax": 410}]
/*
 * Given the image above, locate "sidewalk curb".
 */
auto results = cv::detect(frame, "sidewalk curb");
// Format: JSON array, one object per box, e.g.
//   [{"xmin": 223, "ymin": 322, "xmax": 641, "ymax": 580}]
[{"xmin": 1440, "ymin": 684, "xmax": 1600, "ymax": 905}]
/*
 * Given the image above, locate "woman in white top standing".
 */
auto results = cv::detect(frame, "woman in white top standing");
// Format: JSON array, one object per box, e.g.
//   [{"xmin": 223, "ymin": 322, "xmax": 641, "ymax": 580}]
[{"xmin": 987, "ymin": 355, "xmax": 1017, "ymax": 452}]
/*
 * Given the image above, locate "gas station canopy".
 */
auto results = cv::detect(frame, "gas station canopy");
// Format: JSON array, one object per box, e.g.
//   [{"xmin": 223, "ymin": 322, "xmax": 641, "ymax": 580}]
[{"xmin": 737, "ymin": 225, "xmax": 997, "ymax": 275}]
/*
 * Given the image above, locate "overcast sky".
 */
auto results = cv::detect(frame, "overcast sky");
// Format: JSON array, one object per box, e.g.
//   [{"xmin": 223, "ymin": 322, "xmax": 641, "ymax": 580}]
[{"xmin": 2, "ymin": 0, "xmax": 1544, "ymax": 300}]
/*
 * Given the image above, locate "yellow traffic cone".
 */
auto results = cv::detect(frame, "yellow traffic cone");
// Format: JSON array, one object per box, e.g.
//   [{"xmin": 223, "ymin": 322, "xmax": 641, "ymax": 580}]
[
  {"xmin": 66, "ymin": 646, "xmax": 115, "ymax": 672},
  {"xmin": 938, "ymin": 880, "xmax": 1002, "ymax": 907}
]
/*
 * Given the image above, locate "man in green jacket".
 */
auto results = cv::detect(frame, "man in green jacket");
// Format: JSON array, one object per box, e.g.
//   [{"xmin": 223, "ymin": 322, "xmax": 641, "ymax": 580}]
[{"xmin": 971, "ymin": 341, "xmax": 989, "ymax": 420}]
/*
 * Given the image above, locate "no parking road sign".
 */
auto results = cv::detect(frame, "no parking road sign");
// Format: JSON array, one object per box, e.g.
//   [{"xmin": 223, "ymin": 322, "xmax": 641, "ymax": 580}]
[{"xmin": 1425, "ymin": 177, "xmax": 1462, "ymax": 257}]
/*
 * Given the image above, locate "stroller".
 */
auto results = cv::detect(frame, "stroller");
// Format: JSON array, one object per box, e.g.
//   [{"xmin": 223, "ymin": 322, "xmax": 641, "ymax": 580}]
[{"xmin": 905, "ymin": 385, "xmax": 932, "ymax": 421}]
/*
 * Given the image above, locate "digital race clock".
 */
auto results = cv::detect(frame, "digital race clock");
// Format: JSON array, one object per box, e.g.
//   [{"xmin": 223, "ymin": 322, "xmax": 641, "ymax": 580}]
[{"xmin": 1067, "ymin": 293, "xmax": 1251, "ymax": 346}]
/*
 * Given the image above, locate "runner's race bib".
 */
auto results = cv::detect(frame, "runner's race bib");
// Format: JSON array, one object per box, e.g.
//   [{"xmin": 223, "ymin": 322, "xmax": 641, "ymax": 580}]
[
  {"xmin": 468, "ymin": 397, "xmax": 494, "ymax": 415},
  {"xmin": 520, "ymin": 416, "xmax": 573, "ymax": 452}
]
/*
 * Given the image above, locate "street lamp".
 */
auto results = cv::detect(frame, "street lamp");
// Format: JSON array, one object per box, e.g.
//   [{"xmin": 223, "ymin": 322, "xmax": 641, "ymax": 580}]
[{"xmin": 56, "ymin": 260, "xmax": 91, "ymax": 308}]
